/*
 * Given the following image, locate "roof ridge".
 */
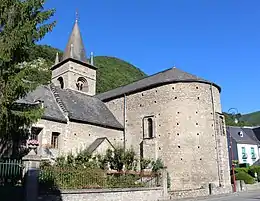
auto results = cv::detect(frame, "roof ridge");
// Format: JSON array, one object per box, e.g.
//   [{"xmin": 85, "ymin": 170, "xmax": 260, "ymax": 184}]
[
  {"xmin": 96, "ymin": 67, "xmax": 220, "ymax": 101},
  {"xmin": 96, "ymin": 68, "xmax": 174, "ymax": 97}
]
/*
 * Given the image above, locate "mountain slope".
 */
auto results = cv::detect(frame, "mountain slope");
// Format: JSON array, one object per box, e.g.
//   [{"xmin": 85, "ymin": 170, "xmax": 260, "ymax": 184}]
[
  {"xmin": 29, "ymin": 45, "xmax": 147, "ymax": 93},
  {"xmin": 240, "ymin": 111, "xmax": 260, "ymax": 126},
  {"xmin": 94, "ymin": 56, "xmax": 146, "ymax": 93}
]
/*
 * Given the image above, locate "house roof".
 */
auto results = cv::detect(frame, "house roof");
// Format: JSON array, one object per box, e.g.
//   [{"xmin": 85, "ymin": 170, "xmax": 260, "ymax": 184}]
[
  {"xmin": 17, "ymin": 85, "xmax": 67, "ymax": 123},
  {"xmin": 95, "ymin": 67, "xmax": 221, "ymax": 101},
  {"xmin": 86, "ymin": 137, "xmax": 114, "ymax": 154},
  {"xmin": 18, "ymin": 84, "xmax": 124, "ymax": 130},
  {"xmin": 241, "ymin": 127, "xmax": 260, "ymax": 144},
  {"xmin": 227, "ymin": 126, "xmax": 259, "ymax": 145},
  {"xmin": 54, "ymin": 86, "xmax": 124, "ymax": 130}
]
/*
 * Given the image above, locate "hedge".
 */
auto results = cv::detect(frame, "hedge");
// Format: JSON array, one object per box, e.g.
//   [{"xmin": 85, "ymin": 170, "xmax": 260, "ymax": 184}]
[{"xmin": 235, "ymin": 171, "xmax": 255, "ymax": 184}]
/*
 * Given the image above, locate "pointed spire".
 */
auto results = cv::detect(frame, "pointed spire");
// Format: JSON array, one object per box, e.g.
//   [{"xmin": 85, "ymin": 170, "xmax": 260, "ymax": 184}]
[
  {"xmin": 62, "ymin": 13, "xmax": 88, "ymax": 63},
  {"xmin": 76, "ymin": 9, "xmax": 79, "ymax": 23},
  {"xmin": 55, "ymin": 52, "xmax": 59, "ymax": 65}
]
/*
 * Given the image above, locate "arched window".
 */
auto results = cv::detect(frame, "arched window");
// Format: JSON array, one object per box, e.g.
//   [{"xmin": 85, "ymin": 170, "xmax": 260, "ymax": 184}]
[
  {"xmin": 147, "ymin": 118, "xmax": 153, "ymax": 138},
  {"xmin": 57, "ymin": 77, "xmax": 64, "ymax": 89},
  {"xmin": 76, "ymin": 77, "xmax": 88, "ymax": 92}
]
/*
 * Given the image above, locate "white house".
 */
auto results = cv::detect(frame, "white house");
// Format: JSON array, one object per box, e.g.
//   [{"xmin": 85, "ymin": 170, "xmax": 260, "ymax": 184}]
[{"xmin": 227, "ymin": 126, "xmax": 260, "ymax": 166}]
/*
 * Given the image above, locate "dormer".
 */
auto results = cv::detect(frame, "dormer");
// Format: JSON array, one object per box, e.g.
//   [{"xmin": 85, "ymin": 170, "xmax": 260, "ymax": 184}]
[{"xmin": 238, "ymin": 131, "xmax": 243, "ymax": 137}]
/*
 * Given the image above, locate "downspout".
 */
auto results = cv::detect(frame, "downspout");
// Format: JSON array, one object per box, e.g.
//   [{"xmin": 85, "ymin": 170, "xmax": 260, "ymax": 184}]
[
  {"xmin": 210, "ymin": 83, "xmax": 221, "ymax": 187},
  {"xmin": 123, "ymin": 94, "xmax": 126, "ymax": 151}
]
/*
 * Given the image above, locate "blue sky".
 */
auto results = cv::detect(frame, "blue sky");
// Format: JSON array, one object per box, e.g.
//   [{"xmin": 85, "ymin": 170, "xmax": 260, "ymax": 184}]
[{"xmin": 40, "ymin": 0, "xmax": 260, "ymax": 114}]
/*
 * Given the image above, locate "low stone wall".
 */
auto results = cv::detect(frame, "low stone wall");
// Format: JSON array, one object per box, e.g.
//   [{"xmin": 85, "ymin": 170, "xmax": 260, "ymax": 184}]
[
  {"xmin": 245, "ymin": 182, "xmax": 260, "ymax": 191},
  {"xmin": 168, "ymin": 185, "xmax": 232, "ymax": 200},
  {"xmin": 38, "ymin": 187, "xmax": 164, "ymax": 201}
]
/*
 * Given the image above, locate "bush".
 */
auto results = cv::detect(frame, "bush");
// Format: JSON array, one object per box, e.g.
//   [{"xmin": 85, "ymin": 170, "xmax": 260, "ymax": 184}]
[
  {"xmin": 235, "ymin": 167, "xmax": 249, "ymax": 174},
  {"xmin": 235, "ymin": 171, "xmax": 255, "ymax": 184},
  {"xmin": 39, "ymin": 167, "xmax": 106, "ymax": 189},
  {"xmin": 106, "ymin": 174, "xmax": 144, "ymax": 188}
]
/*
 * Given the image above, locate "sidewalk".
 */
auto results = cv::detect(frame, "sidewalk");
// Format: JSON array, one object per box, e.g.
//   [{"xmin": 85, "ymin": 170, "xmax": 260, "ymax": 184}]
[{"xmin": 162, "ymin": 190, "xmax": 260, "ymax": 201}]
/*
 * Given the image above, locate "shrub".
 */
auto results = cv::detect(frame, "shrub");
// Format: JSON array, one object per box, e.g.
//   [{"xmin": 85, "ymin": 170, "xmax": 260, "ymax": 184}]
[
  {"xmin": 106, "ymin": 174, "xmax": 144, "ymax": 188},
  {"xmin": 235, "ymin": 171, "xmax": 255, "ymax": 184},
  {"xmin": 249, "ymin": 166, "xmax": 260, "ymax": 175},
  {"xmin": 39, "ymin": 167, "xmax": 106, "ymax": 189},
  {"xmin": 235, "ymin": 167, "xmax": 249, "ymax": 173}
]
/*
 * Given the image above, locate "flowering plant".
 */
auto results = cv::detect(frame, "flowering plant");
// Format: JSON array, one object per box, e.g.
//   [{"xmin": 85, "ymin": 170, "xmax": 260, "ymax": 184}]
[{"xmin": 27, "ymin": 139, "xmax": 39, "ymax": 146}]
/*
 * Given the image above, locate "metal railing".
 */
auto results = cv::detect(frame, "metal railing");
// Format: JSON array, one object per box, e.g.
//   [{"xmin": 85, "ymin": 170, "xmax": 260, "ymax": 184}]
[
  {"xmin": 0, "ymin": 159, "xmax": 23, "ymax": 185},
  {"xmin": 39, "ymin": 167, "xmax": 162, "ymax": 190}
]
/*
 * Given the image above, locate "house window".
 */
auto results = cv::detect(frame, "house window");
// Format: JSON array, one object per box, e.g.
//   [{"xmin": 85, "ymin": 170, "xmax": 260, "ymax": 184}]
[
  {"xmin": 251, "ymin": 147, "xmax": 256, "ymax": 161},
  {"xmin": 148, "ymin": 118, "xmax": 153, "ymax": 138},
  {"xmin": 143, "ymin": 116, "xmax": 155, "ymax": 139},
  {"xmin": 51, "ymin": 132, "xmax": 60, "ymax": 149},
  {"xmin": 242, "ymin": 147, "xmax": 247, "ymax": 162},
  {"xmin": 76, "ymin": 77, "xmax": 88, "ymax": 92},
  {"xmin": 30, "ymin": 127, "xmax": 42, "ymax": 140},
  {"xmin": 57, "ymin": 77, "xmax": 64, "ymax": 89}
]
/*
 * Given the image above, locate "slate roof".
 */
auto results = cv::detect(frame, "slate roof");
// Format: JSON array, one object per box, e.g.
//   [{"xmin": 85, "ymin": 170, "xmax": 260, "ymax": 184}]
[
  {"xmin": 54, "ymin": 87, "xmax": 124, "ymax": 130},
  {"xmin": 95, "ymin": 67, "xmax": 221, "ymax": 101},
  {"xmin": 227, "ymin": 126, "xmax": 259, "ymax": 145},
  {"xmin": 17, "ymin": 85, "xmax": 67, "ymax": 123},
  {"xmin": 62, "ymin": 20, "xmax": 88, "ymax": 63},
  {"xmin": 18, "ymin": 85, "xmax": 124, "ymax": 130},
  {"xmin": 241, "ymin": 127, "xmax": 260, "ymax": 144},
  {"xmin": 86, "ymin": 137, "xmax": 114, "ymax": 154}
]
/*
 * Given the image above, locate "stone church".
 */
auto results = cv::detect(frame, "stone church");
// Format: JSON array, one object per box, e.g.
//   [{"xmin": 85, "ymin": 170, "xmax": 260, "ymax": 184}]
[{"xmin": 20, "ymin": 19, "xmax": 231, "ymax": 192}]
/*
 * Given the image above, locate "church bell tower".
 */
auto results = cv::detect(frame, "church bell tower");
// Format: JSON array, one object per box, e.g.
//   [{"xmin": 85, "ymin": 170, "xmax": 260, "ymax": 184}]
[{"xmin": 51, "ymin": 16, "xmax": 97, "ymax": 96}]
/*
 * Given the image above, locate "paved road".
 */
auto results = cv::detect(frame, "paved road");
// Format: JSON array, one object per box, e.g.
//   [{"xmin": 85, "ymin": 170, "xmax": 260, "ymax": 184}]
[{"xmin": 168, "ymin": 190, "xmax": 260, "ymax": 201}]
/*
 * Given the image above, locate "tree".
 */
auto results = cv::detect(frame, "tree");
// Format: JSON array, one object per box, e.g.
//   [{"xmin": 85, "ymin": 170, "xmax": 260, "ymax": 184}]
[
  {"xmin": 223, "ymin": 113, "xmax": 254, "ymax": 127},
  {"xmin": 0, "ymin": 0, "xmax": 56, "ymax": 157}
]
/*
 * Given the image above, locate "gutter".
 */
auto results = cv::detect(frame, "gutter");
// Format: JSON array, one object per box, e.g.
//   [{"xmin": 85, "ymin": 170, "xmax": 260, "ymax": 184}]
[{"xmin": 123, "ymin": 94, "xmax": 127, "ymax": 151}]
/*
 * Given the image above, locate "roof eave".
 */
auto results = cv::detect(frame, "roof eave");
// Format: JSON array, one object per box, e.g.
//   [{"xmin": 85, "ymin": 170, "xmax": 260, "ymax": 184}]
[
  {"xmin": 42, "ymin": 116, "xmax": 67, "ymax": 124},
  {"xmin": 97, "ymin": 80, "xmax": 221, "ymax": 102},
  {"xmin": 69, "ymin": 118, "xmax": 124, "ymax": 131},
  {"xmin": 51, "ymin": 57, "xmax": 97, "ymax": 71}
]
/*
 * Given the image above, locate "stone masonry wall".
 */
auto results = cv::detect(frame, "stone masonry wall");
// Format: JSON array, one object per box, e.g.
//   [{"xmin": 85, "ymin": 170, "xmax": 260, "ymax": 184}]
[
  {"xmin": 38, "ymin": 188, "xmax": 163, "ymax": 201},
  {"xmin": 63, "ymin": 121, "xmax": 123, "ymax": 155},
  {"xmin": 35, "ymin": 119, "xmax": 123, "ymax": 157},
  {"xmin": 105, "ymin": 82, "xmax": 231, "ymax": 191},
  {"xmin": 52, "ymin": 61, "xmax": 96, "ymax": 96}
]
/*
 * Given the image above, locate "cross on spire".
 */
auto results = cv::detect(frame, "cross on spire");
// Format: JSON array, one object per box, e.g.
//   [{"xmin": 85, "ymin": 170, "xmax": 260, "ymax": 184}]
[{"xmin": 76, "ymin": 9, "xmax": 79, "ymax": 22}]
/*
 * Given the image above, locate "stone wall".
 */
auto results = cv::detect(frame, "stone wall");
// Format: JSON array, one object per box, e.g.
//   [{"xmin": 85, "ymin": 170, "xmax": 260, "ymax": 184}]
[
  {"xmin": 35, "ymin": 119, "xmax": 123, "ymax": 157},
  {"xmin": 105, "ymin": 82, "xmax": 231, "ymax": 191},
  {"xmin": 169, "ymin": 185, "xmax": 232, "ymax": 200},
  {"xmin": 52, "ymin": 60, "xmax": 96, "ymax": 96},
  {"xmin": 38, "ymin": 187, "xmax": 163, "ymax": 201}
]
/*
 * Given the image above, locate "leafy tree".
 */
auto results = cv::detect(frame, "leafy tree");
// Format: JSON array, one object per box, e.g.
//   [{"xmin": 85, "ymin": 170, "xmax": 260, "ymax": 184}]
[
  {"xmin": 0, "ymin": 0, "xmax": 55, "ymax": 157},
  {"xmin": 223, "ymin": 112, "xmax": 254, "ymax": 127}
]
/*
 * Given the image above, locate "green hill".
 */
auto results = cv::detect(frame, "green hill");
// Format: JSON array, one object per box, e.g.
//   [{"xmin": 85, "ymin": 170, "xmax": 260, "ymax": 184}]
[
  {"xmin": 240, "ymin": 112, "xmax": 260, "ymax": 126},
  {"xmin": 94, "ymin": 56, "xmax": 146, "ymax": 93},
  {"xmin": 223, "ymin": 111, "xmax": 260, "ymax": 127},
  {"xmin": 29, "ymin": 45, "xmax": 147, "ymax": 93}
]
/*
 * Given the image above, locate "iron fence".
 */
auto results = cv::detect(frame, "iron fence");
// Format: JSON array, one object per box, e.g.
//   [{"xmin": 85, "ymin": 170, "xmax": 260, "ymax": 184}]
[
  {"xmin": 0, "ymin": 159, "xmax": 23, "ymax": 185},
  {"xmin": 39, "ymin": 166, "xmax": 162, "ymax": 190}
]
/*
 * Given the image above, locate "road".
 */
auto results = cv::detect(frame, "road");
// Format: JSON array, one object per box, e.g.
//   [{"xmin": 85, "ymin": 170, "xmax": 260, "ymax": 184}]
[{"xmin": 167, "ymin": 190, "xmax": 260, "ymax": 201}]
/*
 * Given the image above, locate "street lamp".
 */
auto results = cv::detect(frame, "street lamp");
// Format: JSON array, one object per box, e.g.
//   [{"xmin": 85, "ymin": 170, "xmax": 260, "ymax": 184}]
[{"xmin": 227, "ymin": 108, "xmax": 239, "ymax": 193}]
